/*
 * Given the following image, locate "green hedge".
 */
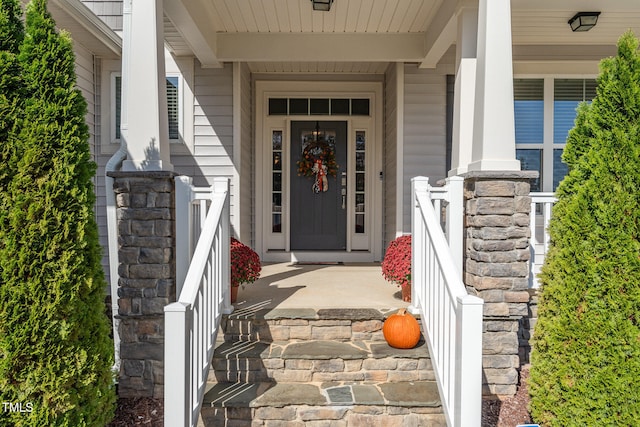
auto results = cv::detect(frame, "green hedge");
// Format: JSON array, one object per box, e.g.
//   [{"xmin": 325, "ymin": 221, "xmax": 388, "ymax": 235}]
[
  {"xmin": 0, "ymin": 1, "xmax": 115, "ymax": 425},
  {"xmin": 529, "ymin": 32, "xmax": 640, "ymax": 425}
]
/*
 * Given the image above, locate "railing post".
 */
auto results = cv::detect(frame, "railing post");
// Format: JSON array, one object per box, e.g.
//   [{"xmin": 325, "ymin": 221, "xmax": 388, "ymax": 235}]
[
  {"xmin": 454, "ymin": 294, "xmax": 484, "ymax": 427},
  {"xmin": 164, "ymin": 302, "xmax": 192, "ymax": 427},
  {"xmin": 410, "ymin": 176, "xmax": 429, "ymax": 315},
  {"xmin": 175, "ymin": 176, "xmax": 193, "ymax": 298},
  {"xmin": 445, "ymin": 176, "xmax": 464, "ymax": 276},
  {"xmin": 213, "ymin": 178, "xmax": 233, "ymax": 315}
]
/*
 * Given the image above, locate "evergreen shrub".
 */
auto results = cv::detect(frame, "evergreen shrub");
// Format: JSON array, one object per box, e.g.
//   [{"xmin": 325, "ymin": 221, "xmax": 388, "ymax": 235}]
[
  {"xmin": 529, "ymin": 32, "xmax": 640, "ymax": 425},
  {"xmin": 0, "ymin": 0, "xmax": 116, "ymax": 425}
]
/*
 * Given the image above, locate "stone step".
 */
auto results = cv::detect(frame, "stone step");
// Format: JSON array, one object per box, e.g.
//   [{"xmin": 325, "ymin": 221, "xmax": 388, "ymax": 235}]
[
  {"xmin": 211, "ymin": 339, "xmax": 433, "ymax": 383},
  {"xmin": 200, "ymin": 380, "xmax": 446, "ymax": 426},
  {"xmin": 222, "ymin": 307, "xmax": 421, "ymax": 343}
]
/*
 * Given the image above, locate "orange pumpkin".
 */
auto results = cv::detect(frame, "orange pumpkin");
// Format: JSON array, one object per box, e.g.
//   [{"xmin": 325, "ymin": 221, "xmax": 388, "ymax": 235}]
[{"xmin": 382, "ymin": 308, "xmax": 421, "ymax": 349}]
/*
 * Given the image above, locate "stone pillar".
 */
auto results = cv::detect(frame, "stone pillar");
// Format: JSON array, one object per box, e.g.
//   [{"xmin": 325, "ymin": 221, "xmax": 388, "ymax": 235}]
[
  {"xmin": 109, "ymin": 171, "xmax": 177, "ymax": 398},
  {"xmin": 462, "ymin": 171, "xmax": 537, "ymax": 398}
]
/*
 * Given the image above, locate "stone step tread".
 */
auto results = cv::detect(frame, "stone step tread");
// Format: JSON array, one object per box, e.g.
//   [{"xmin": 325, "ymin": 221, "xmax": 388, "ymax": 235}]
[
  {"xmin": 202, "ymin": 380, "xmax": 441, "ymax": 409},
  {"xmin": 225, "ymin": 307, "xmax": 416, "ymax": 322},
  {"xmin": 213, "ymin": 339, "xmax": 429, "ymax": 361}
]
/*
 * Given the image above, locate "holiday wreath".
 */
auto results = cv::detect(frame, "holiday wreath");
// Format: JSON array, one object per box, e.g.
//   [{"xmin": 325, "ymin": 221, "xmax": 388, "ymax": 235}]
[{"xmin": 296, "ymin": 138, "xmax": 338, "ymax": 193}]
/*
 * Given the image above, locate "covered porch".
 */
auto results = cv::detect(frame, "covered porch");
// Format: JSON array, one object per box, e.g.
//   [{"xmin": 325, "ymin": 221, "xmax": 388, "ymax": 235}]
[{"xmin": 232, "ymin": 262, "xmax": 410, "ymax": 310}]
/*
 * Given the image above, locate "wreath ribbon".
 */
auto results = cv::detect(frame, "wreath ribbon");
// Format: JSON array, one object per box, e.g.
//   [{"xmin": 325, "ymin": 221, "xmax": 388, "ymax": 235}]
[{"xmin": 312, "ymin": 159, "xmax": 328, "ymax": 193}]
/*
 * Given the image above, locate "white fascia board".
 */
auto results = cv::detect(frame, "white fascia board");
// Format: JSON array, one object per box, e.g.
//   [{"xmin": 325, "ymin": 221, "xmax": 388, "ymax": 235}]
[
  {"xmin": 216, "ymin": 33, "xmax": 426, "ymax": 63},
  {"xmin": 47, "ymin": 0, "xmax": 122, "ymax": 57}
]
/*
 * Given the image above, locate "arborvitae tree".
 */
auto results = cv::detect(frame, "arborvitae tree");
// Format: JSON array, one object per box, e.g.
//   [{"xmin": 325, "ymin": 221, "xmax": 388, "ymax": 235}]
[
  {"xmin": 529, "ymin": 32, "xmax": 640, "ymax": 425},
  {"xmin": 0, "ymin": 0, "xmax": 24, "ymax": 210},
  {"xmin": 0, "ymin": 0, "xmax": 115, "ymax": 425}
]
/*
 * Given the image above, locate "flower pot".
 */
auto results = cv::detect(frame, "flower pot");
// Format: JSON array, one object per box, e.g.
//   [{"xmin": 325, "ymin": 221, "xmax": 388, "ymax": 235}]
[
  {"xmin": 231, "ymin": 286, "xmax": 239, "ymax": 303},
  {"xmin": 401, "ymin": 286, "xmax": 411, "ymax": 303}
]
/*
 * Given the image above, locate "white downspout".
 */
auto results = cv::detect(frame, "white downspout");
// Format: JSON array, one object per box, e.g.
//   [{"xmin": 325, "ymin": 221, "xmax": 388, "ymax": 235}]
[{"xmin": 106, "ymin": 0, "xmax": 131, "ymax": 373}]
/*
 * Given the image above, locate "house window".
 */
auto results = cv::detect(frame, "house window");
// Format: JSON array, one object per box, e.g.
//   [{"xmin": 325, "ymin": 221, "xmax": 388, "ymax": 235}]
[
  {"xmin": 113, "ymin": 74, "xmax": 182, "ymax": 142},
  {"xmin": 514, "ymin": 78, "xmax": 596, "ymax": 192}
]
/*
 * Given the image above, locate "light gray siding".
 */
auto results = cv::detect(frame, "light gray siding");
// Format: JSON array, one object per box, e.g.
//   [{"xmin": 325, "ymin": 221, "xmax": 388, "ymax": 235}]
[
  {"xmin": 172, "ymin": 61, "xmax": 237, "ymax": 231},
  {"xmin": 401, "ymin": 64, "xmax": 448, "ymax": 232},
  {"xmin": 81, "ymin": 1, "xmax": 123, "ymax": 32},
  {"xmin": 384, "ymin": 63, "xmax": 399, "ymax": 250},
  {"xmin": 238, "ymin": 62, "xmax": 253, "ymax": 244},
  {"xmin": 73, "ymin": 46, "xmax": 111, "ymax": 287},
  {"xmin": 174, "ymin": 61, "xmax": 234, "ymax": 183}
]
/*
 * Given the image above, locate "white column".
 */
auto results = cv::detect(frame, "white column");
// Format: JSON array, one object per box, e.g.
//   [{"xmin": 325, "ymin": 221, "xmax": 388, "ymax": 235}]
[
  {"xmin": 467, "ymin": 0, "xmax": 520, "ymax": 172},
  {"xmin": 121, "ymin": 0, "xmax": 173, "ymax": 171},
  {"xmin": 449, "ymin": 6, "xmax": 478, "ymax": 176}
]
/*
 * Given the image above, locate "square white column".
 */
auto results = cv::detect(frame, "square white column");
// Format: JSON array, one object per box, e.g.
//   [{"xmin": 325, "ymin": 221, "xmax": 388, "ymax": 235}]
[{"xmin": 468, "ymin": 0, "xmax": 520, "ymax": 172}]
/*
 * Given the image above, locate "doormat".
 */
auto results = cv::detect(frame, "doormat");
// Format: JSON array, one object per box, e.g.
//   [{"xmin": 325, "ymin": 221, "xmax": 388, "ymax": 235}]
[{"xmin": 294, "ymin": 262, "xmax": 344, "ymax": 265}]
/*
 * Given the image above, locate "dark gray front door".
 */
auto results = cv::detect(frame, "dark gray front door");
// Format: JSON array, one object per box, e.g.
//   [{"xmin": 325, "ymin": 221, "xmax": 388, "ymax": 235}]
[{"xmin": 290, "ymin": 121, "xmax": 347, "ymax": 250}]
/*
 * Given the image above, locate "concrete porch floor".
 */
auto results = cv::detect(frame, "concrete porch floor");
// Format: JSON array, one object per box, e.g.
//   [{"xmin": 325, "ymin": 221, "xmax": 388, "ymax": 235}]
[{"xmin": 231, "ymin": 262, "xmax": 410, "ymax": 312}]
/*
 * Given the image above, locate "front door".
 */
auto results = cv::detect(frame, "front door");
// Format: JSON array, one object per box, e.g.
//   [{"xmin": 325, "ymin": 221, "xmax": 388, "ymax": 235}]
[{"xmin": 290, "ymin": 121, "xmax": 347, "ymax": 250}]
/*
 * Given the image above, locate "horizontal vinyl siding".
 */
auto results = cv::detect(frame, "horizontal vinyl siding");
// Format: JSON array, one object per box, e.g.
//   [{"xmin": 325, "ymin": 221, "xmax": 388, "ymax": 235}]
[
  {"xmin": 402, "ymin": 64, "xmax": 447, "ymax": 232},
  {"xmin": 81, "ymin": 1, "xmax": 123, "ymax": 32},
  {"xmin": 75, "ymin": 49, "xmax": 111, "ymax": 288},
  {"xmin": 384, "ymin": 63, "xmax": 398, "ymax": 251},
  {"xmin": 239, "ymin": 62, "xmax": 253, "ymax": 245},
  {"xmin": 172, "ymin": 61, "xmax": 237, "ymax": 228}
]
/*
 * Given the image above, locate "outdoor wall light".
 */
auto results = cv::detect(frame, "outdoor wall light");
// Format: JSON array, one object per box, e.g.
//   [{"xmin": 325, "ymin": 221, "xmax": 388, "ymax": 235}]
[
  {"xmin": 568, "ymin": 12, "xmax": 601, "ymax": 32},
  {"xmin": 311, "ymin": 0, "xmax": 333, "ymax": 12}
]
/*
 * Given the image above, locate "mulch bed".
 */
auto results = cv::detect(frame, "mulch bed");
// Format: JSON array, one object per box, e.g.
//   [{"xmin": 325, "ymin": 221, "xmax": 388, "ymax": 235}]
[
  {"xmin": 482, "ymin": 365, "xmax": 534, "ymax": 426},
  {"xmin": 107, "ymin": 397, "xmax": 164, "ymax": 427}
]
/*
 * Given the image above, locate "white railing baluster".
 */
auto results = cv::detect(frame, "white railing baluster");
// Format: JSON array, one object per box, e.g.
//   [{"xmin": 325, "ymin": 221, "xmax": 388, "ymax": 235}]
[
  {"xmin": 165, "ymin": 177, "xmax": 231, "ymax": 427},
  {"xmin": 528, "ymin": 192, "xmax": 557, "ymax": 288},
  {"xmin": 411, "ymin": 176, "xmax": 483, "ymax": 427}
]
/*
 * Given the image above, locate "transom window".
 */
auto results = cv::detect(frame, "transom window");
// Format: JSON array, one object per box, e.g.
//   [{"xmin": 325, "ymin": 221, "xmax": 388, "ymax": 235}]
[
  {"xmin": 268, "ymin": 97, "xmax": 370, "ymax": 116},
  {"xmin": 514, "ymin": 78, "xmax": 596, "ymax": 192}
]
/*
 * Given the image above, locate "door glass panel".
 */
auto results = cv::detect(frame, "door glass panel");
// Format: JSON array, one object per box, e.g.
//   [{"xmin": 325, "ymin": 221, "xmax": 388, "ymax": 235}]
[
  {"xmin": 355, "ymin": 131, "xmax": 366, "ymax": 233},
  {"xmin": 272, "ymin": 131, "xmax": 283, "ymax": 233}
]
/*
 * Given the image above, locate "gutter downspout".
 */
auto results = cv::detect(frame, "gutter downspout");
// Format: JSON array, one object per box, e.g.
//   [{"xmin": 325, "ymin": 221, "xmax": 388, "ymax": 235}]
[{"xmin": 106, "ymin": 0, "xmax": 131, "ymax": 373}]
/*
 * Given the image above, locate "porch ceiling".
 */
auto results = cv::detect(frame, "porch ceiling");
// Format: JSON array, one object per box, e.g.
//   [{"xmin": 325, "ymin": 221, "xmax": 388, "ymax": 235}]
[{"xmin": 164, "ymin": 0, "xmax": 640, "ymax": 71}]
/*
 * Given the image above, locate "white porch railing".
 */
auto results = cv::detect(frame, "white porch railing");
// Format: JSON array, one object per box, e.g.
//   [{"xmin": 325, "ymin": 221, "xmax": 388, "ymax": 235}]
[
  {"xmin": 164, "ymin": 177, "xmax": 233, "ymax": 427},
  {"xmin": 411, "ymin": 176, "xmax": 484, "ymax": 427},
  {"xmin": 529, "ymin": 192, "xmax": 557, "ymax": 288}
]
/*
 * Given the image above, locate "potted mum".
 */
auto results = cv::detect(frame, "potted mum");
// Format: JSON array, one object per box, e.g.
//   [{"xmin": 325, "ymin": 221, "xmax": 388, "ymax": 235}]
[
  {"xmin": 381, "ymin": 235, "xmax": 412, "ymax": 302},
  {"xmin": 230, "ymin": 237, "xmax": 261, "ymax": 303}
]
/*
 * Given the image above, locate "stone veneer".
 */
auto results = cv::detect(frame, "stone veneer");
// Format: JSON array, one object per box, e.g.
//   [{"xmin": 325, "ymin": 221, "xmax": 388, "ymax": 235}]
[
  {"xmin": 108, "ymin": 171, "xmax": 177, "ymax": 398},
  {"xmin": 461, "ymin": 171, "xmax": 538, "ymax": 398}
]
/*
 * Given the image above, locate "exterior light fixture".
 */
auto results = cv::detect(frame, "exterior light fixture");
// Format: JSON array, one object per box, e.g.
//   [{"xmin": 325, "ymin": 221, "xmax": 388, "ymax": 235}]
[
  {"xmin": 568, "ymin": 12, "xmax": 601, "ymax": 32},
  {"xmin": 311, "ymin": 0, "xmax": 333, "ymax": 12}
]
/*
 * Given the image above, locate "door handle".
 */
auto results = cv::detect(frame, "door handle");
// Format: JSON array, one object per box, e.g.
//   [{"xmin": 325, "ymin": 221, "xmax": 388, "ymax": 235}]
[{"xmin": 341, "ymin": 188, "xmax": 346, "ymax": 210}]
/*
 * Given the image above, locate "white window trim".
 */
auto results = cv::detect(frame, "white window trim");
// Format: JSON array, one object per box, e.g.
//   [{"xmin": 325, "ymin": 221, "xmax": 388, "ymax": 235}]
[
  {"xmin": 99, "ymin": 56, "xmax": 194, "ymax": 155},
  {"xmin": 514, "ymin": 74, "xmax": 597, "ymax": 192}
]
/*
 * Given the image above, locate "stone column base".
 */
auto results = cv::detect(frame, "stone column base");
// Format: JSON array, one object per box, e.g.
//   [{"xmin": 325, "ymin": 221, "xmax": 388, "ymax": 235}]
[
  {"xmin": 461, "ymin": 170, "xmax": 537, "ymax": 398},
  {"xmin": 108, "ymin": 171, "xmax": 177, "ymax": 398}
]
